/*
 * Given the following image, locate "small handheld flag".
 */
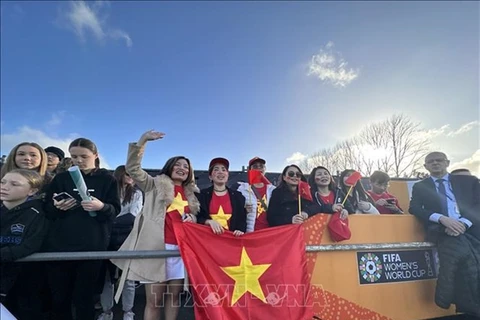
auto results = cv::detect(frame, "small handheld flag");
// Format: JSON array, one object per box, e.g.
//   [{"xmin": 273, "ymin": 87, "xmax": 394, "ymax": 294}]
[
  {"xmin": 341, "ymin": 171, "xmax": 362, "ymax": 206},
  {"xmin": 248, "ymin": 169, "xmax": 270, "ymax": 185}
]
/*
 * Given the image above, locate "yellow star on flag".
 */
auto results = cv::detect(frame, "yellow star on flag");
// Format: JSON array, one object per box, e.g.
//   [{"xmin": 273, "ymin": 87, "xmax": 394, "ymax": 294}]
[
  {"xmin": 221, "ymin": 247, "xmax": 271, "ymax": 306},
  {"xmin": 166, "ymin": 192, "xmax": 189, "ymax": 216},
  {"xmin": 211, "ymin": 205, "xmax": 232, "ymax": 229},
  {"xmin": 256, "ymin": 194, "xmax": 267, "ymax": 217}
]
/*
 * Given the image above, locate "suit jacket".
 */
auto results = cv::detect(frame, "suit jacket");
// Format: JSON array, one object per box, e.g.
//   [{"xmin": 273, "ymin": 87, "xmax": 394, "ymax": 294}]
[
  {"xmin": 409, "ymin": 175, "xmax": 480, "ymax": 239},
  {"xmin": 197, "ymin": 186, "xmax": 247, "ymax": 232}
]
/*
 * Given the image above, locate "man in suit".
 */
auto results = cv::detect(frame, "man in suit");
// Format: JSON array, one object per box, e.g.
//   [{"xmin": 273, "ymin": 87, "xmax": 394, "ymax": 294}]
[
  {"xmin": 409, "ymin": 151, "xmax": 480, "ymax": 317},
  {"xmin": 409, "ymin": 151, "xmax": 479, "ymax": 240}
]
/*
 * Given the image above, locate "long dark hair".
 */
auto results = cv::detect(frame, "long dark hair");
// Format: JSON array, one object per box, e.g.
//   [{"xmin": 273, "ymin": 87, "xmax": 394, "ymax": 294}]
[
  {"xmin": 113, "ymin": 165, "xmax": 134, "ymax": 205},
  {"xmin": 160, "ymin": 156, "xmax": 194, "ymax": 187},
  {"xmin": 338, "ymin": 169, "xmax": 375, "ymax": 206},
  {"xmin": 69, "ymin": 138, "xmax": 100, "ymax": 168}
]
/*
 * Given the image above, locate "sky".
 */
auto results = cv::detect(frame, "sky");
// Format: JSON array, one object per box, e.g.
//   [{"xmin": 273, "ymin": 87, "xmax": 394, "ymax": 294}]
[{"xmin": 1, "ymin": 1, "xmax": 479, "ymax": 175}]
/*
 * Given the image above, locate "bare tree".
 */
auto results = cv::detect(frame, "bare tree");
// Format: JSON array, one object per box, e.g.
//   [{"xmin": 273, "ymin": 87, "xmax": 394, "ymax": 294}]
[
  {"xmin": 299, "ymin": 114, "xmax": 430, "ymax": 178},
  {"xmin": 360, "ymin": 114, "xmax": 429, "ymax": 177}
]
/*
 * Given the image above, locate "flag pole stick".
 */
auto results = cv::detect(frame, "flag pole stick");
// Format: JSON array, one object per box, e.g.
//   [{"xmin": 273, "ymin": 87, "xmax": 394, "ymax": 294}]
[
  {"xmin": 341, "ymin": 185, "xmax": 354, "ymax": 206},
  {"xmin": 298, "ymin": 189, "xmax": 302, "ymax": 215}
]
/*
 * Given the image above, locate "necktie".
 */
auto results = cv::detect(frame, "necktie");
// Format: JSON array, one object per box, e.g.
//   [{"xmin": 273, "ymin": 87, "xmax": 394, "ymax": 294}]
[{"xmin": 436, "ymin": 179, "xmax": 448, "ymax": 215}]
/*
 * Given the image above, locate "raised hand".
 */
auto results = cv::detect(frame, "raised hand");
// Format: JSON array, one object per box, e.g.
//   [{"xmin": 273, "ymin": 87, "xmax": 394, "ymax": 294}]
[{"xmin": 138, "ymin": 130, "xmax": 166, "ymax": 146}]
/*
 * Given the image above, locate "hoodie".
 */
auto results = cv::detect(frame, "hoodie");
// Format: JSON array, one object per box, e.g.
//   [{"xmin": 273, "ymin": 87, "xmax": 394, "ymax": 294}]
[
  {"xmin": 44, "ymin": 168, "xmax": 120, "ymax": 252},
  {"xmin": 0, "ymin": 199, "xmax": 48, "ymax": 294}
]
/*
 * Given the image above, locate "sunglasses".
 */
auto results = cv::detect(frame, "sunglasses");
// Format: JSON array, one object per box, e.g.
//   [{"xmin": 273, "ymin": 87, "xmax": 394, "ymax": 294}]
[{"xmin": 287, "ymin": 171, "xmax": 302, "ymax": 178}]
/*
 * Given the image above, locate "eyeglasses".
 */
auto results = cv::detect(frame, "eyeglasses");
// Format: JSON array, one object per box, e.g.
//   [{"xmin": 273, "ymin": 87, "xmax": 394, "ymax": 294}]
[
  {"xmin": 287, "ymin": 171, "xmax": 302, "ymax": 178},
  {"xmin": 425, "ymin": 158, "xmax": 447, "ymax": 164},
  {"xmin": 251, "ymin": 164, "xmax": 265, "ymax": 169}
]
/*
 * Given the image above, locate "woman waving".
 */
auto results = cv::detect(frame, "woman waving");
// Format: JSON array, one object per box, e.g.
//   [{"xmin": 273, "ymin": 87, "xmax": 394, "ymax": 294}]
[{"xmin": 113, "ymin": 130, "xmax": 199, "ymax": 320}]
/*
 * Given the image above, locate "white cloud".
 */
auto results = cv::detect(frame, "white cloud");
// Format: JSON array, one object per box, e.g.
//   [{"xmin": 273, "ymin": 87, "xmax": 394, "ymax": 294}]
[
  {"xmin": 417, "ymin": 121, "xmax": 479, "ymax": 141},
  {"xmin": 0, "ymin": 126, "xmax": 111, "ymax": 169},
  {"xmin": 450, "ymin": 149, "xmax": 480, "ymax": 177},
  {"xmin": 418, "ymin": 124, "xmax": 450, "ymax": 140},
  {"xmin": 58, "ymin": 0, "xmax": 132, "ymax": 47},
  {"xmin": 46, "ymin": 111, "xmax": 67, "ymax": 126},
  {"xmin": 447, "ymin": 121, "xmax": 479, "ymax": 137},
  {"xmin": 286, "ymin": 152, "xmax": 307, "ymax": 164},
  {"xmin": 307, "ymin": 41, "xmax": 360, "ymax": 88}
]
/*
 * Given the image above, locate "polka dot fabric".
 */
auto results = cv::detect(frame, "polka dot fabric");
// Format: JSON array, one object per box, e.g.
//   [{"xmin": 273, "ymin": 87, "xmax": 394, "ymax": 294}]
[
  {"xmin": 304, "ymin": 215, "xmax": 391, "ymax": 320},
  {"xmin": 304, "ymin": 214, "xmax": 329, "ymax": 279},
  {"xmin": 313, "ymin": 288, "xmax": 392, "ymax": 320}
]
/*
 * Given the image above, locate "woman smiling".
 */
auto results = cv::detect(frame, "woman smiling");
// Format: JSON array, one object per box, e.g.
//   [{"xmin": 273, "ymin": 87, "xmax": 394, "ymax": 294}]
[{"xmin": 197, "ymin": 157, "xmax": 247, "ymax": 236}]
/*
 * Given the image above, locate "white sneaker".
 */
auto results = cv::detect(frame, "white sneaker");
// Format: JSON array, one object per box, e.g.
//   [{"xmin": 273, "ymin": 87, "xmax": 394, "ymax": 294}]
[
  {"xmin": 123, "ymin": 311, "xmax": 135, "ymax": 320},
  {"xmin": 97, "ymin": 312, "xmax": 114, "ymax": 320}
]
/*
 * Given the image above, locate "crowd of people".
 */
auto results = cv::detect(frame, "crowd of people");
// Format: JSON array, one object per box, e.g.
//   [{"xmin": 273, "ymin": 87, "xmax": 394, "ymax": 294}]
[{"xmin": 0, "ymin": 129, "xmax": 478, "ymax": 319}]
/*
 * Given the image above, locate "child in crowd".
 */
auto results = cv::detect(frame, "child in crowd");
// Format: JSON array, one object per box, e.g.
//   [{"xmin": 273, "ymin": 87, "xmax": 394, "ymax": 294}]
[
  {"xmin": 0, "ymin": 169, "xmax": 48, "ymax": 320},
  {"xmin": 44, "ymin": 138, "xmax": 120, "ymax": 320},
  {"xmin": 367, "ymin": 171, "xmax": 403, "ymax": 214}
]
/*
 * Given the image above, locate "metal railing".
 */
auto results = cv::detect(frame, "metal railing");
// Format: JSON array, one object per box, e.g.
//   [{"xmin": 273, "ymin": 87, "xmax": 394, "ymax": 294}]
[{"xmin": 16, "ymin": 242, "xmax": 435, "ymax": 262}]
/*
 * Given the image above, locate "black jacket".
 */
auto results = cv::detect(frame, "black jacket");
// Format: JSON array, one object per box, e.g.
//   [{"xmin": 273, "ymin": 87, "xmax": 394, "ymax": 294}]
[
  {"xmin": 267, "ymin": 186, "xmax": 319, "ymax": 227},
  {"xmin": 197, "ymin": 186, "xmax": 247, "ymax": 232},
  {"xmin": 44, "ymin": 169, "xmax": 121, "ymax": 252},
  {"xmin": 0, "ymin": 199, "xmax": 48, "ymax": 294},
  {"xmin": 409, "ymin": 175, "xmax": 480, "ymax": 240},
  {"xmin": 110, "ymin": 189, "xmax": 143, "ymax": 250}
]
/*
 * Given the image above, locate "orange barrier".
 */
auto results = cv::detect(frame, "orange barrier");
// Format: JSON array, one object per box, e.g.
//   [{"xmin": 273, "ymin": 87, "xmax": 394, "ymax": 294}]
[
  {"xmin": 304, "ymin": 214, "xmax": 456, "ymax": 320},
  {"xmin": 387, "ymin": 180, "xmax": 418, "ymax": 214}
]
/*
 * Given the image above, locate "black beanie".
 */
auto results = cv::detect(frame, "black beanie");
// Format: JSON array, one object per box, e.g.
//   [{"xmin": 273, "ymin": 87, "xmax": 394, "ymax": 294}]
[{"xmin": 45, "ymin": 146, "xmax": 65, "ymax": 160}]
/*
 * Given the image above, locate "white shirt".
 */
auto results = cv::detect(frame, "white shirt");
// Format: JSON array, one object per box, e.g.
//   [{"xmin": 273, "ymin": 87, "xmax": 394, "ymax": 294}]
[{"xmin": 117, "ymin": 189, "xmax": 143, "ymax": 218}]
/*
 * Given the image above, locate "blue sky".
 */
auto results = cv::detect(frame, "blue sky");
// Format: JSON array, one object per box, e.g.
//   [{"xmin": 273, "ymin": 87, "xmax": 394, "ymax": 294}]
[{"xmin": 1, "ymin": 1, "xmax": 479, "ymax": 174}]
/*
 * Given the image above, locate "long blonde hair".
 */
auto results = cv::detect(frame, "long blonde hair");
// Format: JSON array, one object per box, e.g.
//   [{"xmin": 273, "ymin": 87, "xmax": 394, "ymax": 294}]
[{"xmin": 0, "ymin": 142, "xmax": 48, "ymax": 179}]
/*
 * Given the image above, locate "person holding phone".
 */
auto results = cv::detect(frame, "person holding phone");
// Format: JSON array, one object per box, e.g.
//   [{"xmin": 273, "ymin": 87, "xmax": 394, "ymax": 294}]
[
  {"xmin": 44, "ymin": 138, "xmax": 121, "ymax": 320},
  {"xmin": 367, "ymin": 171, "xmax": 403, "ymax": 214}
]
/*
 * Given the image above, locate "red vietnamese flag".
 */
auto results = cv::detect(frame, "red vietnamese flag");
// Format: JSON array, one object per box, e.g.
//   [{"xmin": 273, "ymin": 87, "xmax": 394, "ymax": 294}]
[
  {"xmin": 345, "ymin": 171, "xmax": 362, "ymax": 186},
  {"xmin": 174, "ymin": 223, "xmax": 313, "ymax": 320},
  {"xmin": 298, "ymin": 181, "xmax": 313, "ymax": 201},
  {"xmin": 248, "ymin": 169, "xmax": 270, "ymax": 185}
]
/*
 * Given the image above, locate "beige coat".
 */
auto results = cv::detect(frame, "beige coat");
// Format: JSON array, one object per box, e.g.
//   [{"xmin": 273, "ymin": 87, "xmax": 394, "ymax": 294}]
[{"xmin": 111, "ymin": 143, "xmax": 200, "ymax": 284}]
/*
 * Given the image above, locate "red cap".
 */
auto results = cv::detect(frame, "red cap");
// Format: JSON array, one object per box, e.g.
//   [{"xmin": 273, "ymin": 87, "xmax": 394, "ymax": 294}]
[
  {"xmin": 248, "ymin": 157, "xmax": 266, "ymax": 168},
  {"xmin": 208, "ymin": 157, "xmax": 230, "ymax": 174},
  {"xmin": 327, "ymin": 213, "xmax": 351, "ymax": 242}
]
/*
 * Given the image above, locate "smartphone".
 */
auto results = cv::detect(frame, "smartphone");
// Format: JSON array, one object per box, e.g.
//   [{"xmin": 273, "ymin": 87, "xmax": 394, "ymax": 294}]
[
  {"xmin": 386, "ymin": 199, "xmax": 395, "ymax": 204},
  {"xmin": 53, "ymin": 192, "xmax": 75, "ymax": 202}
]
